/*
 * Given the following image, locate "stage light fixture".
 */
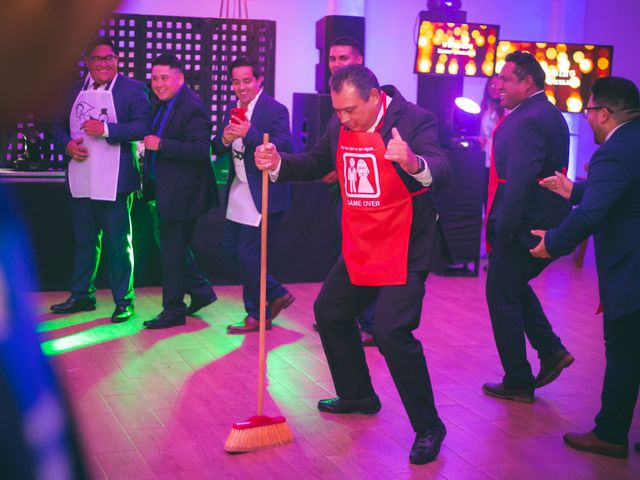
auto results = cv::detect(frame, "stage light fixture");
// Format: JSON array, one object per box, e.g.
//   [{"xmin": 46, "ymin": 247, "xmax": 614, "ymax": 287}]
[
  {"xmin": 427, "ymin": 0, "xmax": 463, "ymax": 10},
  {"xmin": 454, "ymin": 96, "xmax": 481, "ymax": 114}
]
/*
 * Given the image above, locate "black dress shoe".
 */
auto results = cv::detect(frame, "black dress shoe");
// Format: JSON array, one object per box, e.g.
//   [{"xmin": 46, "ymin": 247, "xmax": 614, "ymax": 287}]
[
  {"xmin": 186, "ymin": 294, "xmax": 217, "ymax": 316},
  {"xmin": 143, "ymin": 313, "xmax": 186, "ymax": 329},
  {"xmin": 535, "ymin": 349, "xmax": 574, "ymax": 388},
  {"xmin": 111, "ymin": 305, "xmax": 134, "ymax": 323},
  {"xmin": 317, "ymin": 395, "xmax": 381, "ymax": 415},
  {"xmin": 410, "ymin": 421, "xmax": 447, "ymax": 465},
  {"xmin": 482, "ymin": 382, "xmax": 534, "ymax": 403},
  {"xmin": 50, "ymin": 297, "xmax": 96, "ymax": 314}
]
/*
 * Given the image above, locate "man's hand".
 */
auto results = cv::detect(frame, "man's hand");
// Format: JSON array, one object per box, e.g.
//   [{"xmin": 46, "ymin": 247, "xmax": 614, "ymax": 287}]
[
  {"xmin": 539, "ymin": 170, "xmax": 573, "ymax": 200},
  {"xmin": 530, "ymin": 229, "xmax": 551, "ymax": 258},
  {"xmin": 81, "ymin": 118, "xmax": 105, "ymax": 137},
  {"xmin": 321, "ymin": 171, "xmax": 338, "ymax": 184},
  {"xmin": 143, "ymin": 135, "xmax": 161, "ymax": 151},
  {"xmin": 254, "ymin": 142, "xmax": 281, "ymax": 172},
  {"xmin": 384, "ymin": 127, "xmax": 419, "ymax": 174},
  {"xmin": 65, "ymin": 137, "xmax": 89, "ymax": 161},
  {"xmin": 222, "ymin": 120, "xmax": 251, "ymax": 144}
]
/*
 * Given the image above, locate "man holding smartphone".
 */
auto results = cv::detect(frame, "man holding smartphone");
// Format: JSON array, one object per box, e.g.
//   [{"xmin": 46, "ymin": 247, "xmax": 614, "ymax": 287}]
[{"xmin": 212, "ymin": 56, "xmax": 295, "ymax": 333}]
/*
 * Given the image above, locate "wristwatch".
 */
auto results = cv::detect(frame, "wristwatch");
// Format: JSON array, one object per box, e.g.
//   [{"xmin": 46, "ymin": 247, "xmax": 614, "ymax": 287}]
[{"xmin": 410, "ymin": 156, "xmax": 426, "ymax": 175}]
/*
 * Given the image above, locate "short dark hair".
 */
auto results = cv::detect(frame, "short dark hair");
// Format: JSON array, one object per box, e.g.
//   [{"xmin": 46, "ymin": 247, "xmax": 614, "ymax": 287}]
[
  {"xmin": 591, "ymin": 76, "xmax": 640, "ymax": 113},
  {"xmin": 86, "ymin": 38, "xmax": 117, "ymax": 55},
  {"xmin": 329, "ymin": 64, "xmax": 379, "ymax": 101},
  {"xmin": 330, "ymin": 36, "xmax": 363, "ymax": 57},
  {"xmin": 228, "ymin": 56, "xmax": 261, "ymax": 79},
  {"xmin": 152, "ymin": 53, "xmax": 182, "ymax": 72},
  {"xmin": 505, "ymin": 50, "xmax": 546, "ymax": 90}
]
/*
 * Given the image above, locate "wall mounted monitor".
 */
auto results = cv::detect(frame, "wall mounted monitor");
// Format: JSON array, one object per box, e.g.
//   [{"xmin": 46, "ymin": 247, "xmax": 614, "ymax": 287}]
[
  {"xmin": 496, "ymin": 40, "xmax": 613, "ymax": 113},
  {"xmin": 414, "ymin": 21, "xmax": 500, "ymax": 77}
]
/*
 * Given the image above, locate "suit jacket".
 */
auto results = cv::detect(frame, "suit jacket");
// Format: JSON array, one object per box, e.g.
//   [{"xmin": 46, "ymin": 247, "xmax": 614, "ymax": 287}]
[
  {"xmin": 545, "ymin": 119, "xmax": 640, "ymax": 322},
  {"xmin": 147, "ymin": 85, "xmax": 219, "ymax": 221},
  {"xmin": 212, "ymin": 91, "xmax": 292, "ymax": 214},
  {"xmin": 488, "ymin": 92, "xmax": 571, "ymax": 248},
  {"xmin": 52, "ymin": 74, "xmax": 152, "ymax": 194},
  {"xmin": 277, "ymin": 85, "xmax": 451, "ymax": 273}
]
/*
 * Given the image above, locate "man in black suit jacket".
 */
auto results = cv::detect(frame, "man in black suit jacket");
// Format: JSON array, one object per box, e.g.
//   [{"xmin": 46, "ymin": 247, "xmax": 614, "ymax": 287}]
[
  {"xmin": 212, "ymin": 56, "xmax": 294, "ymax": 334},
  {"xmin": 255, "ymin": 65, "xmax": 450, "ymax": 465},
  {"xmin": 532, "ymin": 77, "xmax": 640, "ymax": 458},
  {"xmin": 141, "ymin": 54, "xmax": 219, "ymax": 329},
  {"xmin": 483, "ymin": 51, "xmax": 574, "ymax": 403}
]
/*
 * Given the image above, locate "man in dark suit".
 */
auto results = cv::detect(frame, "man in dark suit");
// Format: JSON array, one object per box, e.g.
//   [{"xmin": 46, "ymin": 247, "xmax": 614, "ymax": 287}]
[
  {"xmin": 141, "ymin": 54, "xmax": 219, "ymax": 329},
  {"xmin": 532, "ymin": 77, "xmax": 640, "ymax": 459},
  {"xmin": 482, "ymin": 51, "xmax": 574, "ymax": 403},
  {"xmin": 50, "ymin": 39, "xmax": 151, "ymax": 323},
  {"xmin": 255, "ymin": 65, "xmax": 450, "ymax": 465},
  {"xmin": 212, "ymin": 56, "xmax": 295, "ymax": 334}
]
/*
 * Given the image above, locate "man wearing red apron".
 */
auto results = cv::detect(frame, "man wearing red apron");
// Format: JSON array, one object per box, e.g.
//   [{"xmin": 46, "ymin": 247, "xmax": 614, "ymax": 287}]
[{"xmin": 255, "ymin": 65, "xmax": 450, "ymax": 465}]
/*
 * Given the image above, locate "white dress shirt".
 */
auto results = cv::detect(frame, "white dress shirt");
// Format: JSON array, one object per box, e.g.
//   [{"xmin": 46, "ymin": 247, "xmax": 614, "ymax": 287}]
[{"xmin": 226, "ymin": 89, "xmax": 263, "ymax": 226}]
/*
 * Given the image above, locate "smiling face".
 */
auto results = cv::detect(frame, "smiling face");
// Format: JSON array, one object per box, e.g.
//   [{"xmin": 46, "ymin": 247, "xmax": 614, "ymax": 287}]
[
  {"xmin": 231, "ymin": 65, "xmax": 262, "ymax": 108},
  {"xmin": 151, "ymin": 64, "xmax": 184, "ymax": 101},
  {"xmin": 498, "ymin": 61, "xmax": 531, "ymax": 110},
  {"xmin": 328, "ymin": 45, "xmax": 363, "ymax": 74},
  {"xmin": 86, "ymin": 44, "xmax": 118, "ymax": 86}
]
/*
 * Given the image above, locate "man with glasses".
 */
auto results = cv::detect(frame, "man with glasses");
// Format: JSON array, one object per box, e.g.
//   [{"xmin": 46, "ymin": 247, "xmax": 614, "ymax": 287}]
[
  {"xmin": 50, "ymin": 38, "xmax": 151, "ymax": 323},
  {"xmin": 483, "ymin": 51, "xmax": 573, "ymax": 404},
  {"xmin": 532, "ymin": 76, "xmax": 640, "ymax": 458}
]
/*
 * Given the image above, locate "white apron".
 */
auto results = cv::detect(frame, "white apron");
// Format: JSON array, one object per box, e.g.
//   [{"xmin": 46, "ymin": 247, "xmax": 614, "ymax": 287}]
[{"xmin": 68, "ymin": 76, "xmax": 121, "ymax": 201}]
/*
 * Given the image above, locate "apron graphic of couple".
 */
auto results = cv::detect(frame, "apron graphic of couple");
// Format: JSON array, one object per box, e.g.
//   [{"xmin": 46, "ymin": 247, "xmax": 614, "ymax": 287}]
[{"xmin": 347, "ymin": 157, "xmax": 374, "ymax": 194}]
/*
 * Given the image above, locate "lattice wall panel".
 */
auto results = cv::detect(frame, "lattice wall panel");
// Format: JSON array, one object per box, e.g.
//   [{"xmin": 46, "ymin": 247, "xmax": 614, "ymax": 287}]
[{"xmin": 0, "ymin": 13, "xmax": 276, "ymax": 169}]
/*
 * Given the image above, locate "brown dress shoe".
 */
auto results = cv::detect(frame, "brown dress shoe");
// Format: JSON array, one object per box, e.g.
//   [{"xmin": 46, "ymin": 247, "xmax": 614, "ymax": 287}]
[
  {"xmin": 535, "ymin": 350, "xmax": 575, "ymax": 388},
  {"xmin": 226, "ymin": 315, "xmax": 272, "ymax": 334},
  {"xmin": 563, "ymin": 431, "xmax": 628, "ymax": 458},
  {"xmin": 482, "ymin": 382, "xmax": 534, "ymax": 403},
  {"xmin": 268, "ymin": 293, "xmax": 295, "ymax": 320}
]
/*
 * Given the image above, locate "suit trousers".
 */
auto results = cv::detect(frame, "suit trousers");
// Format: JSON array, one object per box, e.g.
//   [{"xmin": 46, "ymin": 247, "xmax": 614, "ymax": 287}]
[
  {"xmin": 594, "ymin": 309, "xmax": 640, "ymax": 445},
  {"xmin": 314, "ymin": 257, "xmax": 439, "ymax": 433},
  {"xmin": 334, "ymin": 196, "xmax": 376, "ymax": 334},
  {"xmin": 149, "ymin": 202, "xmax": 215, "ymax": 301},
  {"xmin": 486, "ymin": 240, "xmax": 566, "ymax": 389},
  {"xmin": 223, "ymin": 215, "xmax": 288, "ymax": 319},
  {"xmin": 69, "ymin": 193, "xmax": 134, "ymax": 307},
  {"xmin": 159, "ymin": 217, "xmax": 209, "ymax": 315}
]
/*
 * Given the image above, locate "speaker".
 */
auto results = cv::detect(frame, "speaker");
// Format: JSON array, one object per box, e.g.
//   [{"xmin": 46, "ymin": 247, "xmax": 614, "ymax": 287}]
[
  {"xmin": 291, "ymin": 93, "xmax": 334, "ymax": 153},
  {"xmin": 315, "ymin": 15, "xmax": 365, "ymax": 94}
]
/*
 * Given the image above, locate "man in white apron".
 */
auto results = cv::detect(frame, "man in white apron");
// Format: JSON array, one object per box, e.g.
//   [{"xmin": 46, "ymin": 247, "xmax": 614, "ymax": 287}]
[{"xmin": 50, "ymin": 39, "xmax": 151, "ymax": 323}]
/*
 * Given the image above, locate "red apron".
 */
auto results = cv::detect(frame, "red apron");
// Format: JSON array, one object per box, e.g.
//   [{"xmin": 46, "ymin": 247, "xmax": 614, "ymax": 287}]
[{"xmin": 336, "ymin": 123, "xmax": 426, "ymax": 286}]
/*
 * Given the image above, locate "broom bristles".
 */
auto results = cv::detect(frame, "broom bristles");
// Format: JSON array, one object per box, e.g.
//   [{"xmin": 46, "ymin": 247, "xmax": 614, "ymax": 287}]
[{"xmin": 224, "ymin": 415, "xmax": 293, "ymax": 453}]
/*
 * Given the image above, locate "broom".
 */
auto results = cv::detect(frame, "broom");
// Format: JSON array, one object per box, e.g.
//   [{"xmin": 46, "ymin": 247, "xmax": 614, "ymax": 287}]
[{"xmin": 224, "ymin": 133, "xmax": 294, "ymax": 453}]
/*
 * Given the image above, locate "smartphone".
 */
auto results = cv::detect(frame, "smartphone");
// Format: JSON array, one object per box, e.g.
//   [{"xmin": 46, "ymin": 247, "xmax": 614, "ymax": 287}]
[{"xmin": 230, "ymin": 107, "xmax": 247, "ymax": 124}]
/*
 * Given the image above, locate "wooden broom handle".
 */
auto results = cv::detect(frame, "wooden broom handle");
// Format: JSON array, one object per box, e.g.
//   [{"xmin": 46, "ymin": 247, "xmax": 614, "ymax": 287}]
[{"xmin": 257, "ymin": 132, "xmax": 269, "ymax": 416}]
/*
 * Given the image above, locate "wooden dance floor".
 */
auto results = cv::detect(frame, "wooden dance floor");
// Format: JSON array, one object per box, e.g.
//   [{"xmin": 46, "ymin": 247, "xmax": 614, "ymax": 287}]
[{"xmin": 35, "ymin": 251, "xmax": 640, "ymax": 479}]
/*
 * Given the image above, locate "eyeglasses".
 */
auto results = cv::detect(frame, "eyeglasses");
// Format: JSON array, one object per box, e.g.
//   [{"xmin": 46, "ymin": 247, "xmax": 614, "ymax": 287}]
[
  {"xmin": 582, "ymin": 106, "xmax": 613, "ymax": 118},
  {"xmin": 89, "ymin": 55, "xmax": 118, "ymax": 63}
]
